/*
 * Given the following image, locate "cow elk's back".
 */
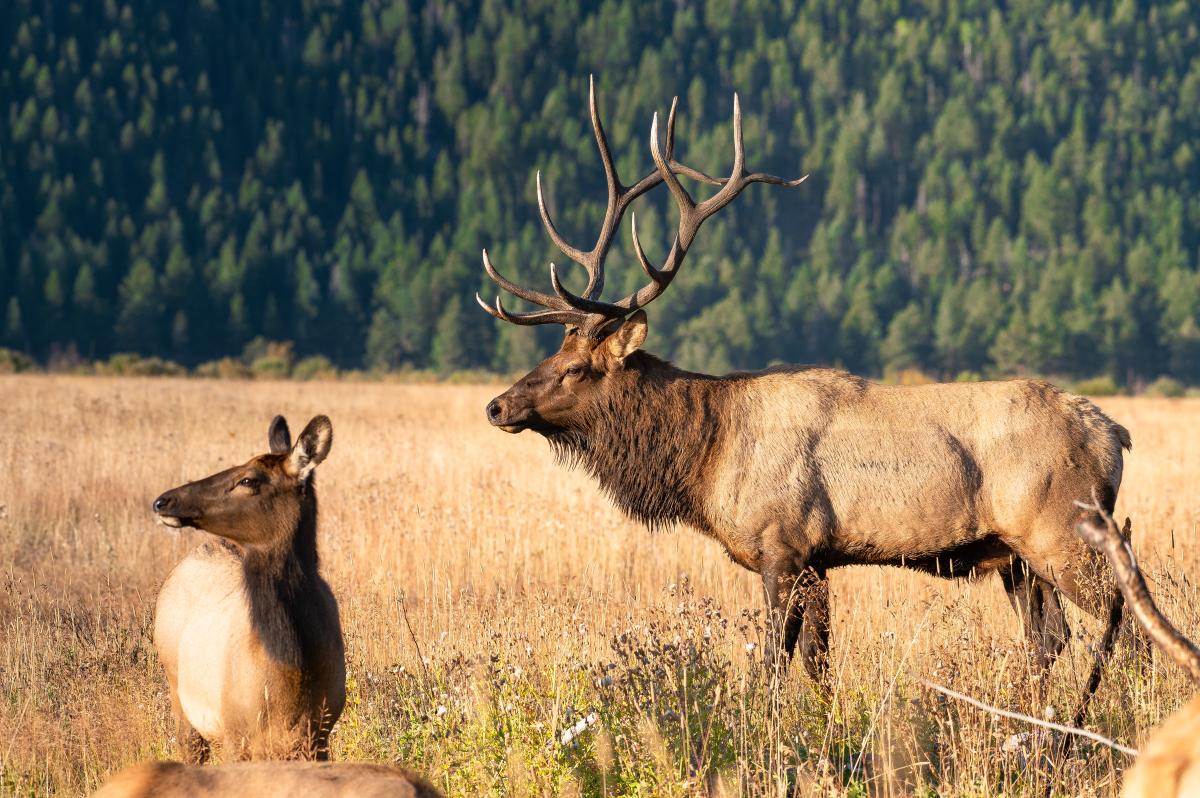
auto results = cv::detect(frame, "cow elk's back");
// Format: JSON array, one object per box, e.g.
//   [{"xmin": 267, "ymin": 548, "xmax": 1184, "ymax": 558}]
[{"xmin": 90, "ymin": 761, "xmax": 443, "ymax": 798}]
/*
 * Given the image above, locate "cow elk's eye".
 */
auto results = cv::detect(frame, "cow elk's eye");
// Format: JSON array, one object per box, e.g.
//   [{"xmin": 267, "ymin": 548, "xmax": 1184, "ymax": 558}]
[
  {"xmin": 238, "ymin": 477, "xmax": 258, "ymax": 488},
  {"xmin": 565, "ymin": 365, "xmax": 584, "ymax": 378}
]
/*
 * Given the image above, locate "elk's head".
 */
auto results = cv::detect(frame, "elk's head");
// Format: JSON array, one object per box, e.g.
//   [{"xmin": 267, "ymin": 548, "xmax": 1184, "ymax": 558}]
[
  {"xmin": 152, "ymin": 415, "xmax": 333, "ymax": 545},
  {"xmin": 486, "ymin": 311, "xmax": 647, "ymax": 434},
  {"xmin": 478, "ymin": 77, "xmax": 805, "ymax": 436}
]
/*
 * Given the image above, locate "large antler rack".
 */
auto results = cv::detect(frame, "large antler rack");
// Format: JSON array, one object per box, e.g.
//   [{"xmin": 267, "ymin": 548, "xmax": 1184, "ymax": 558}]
[{"xmin": 476, "ymin": 77, "xmax": 807, "ymax": 338}]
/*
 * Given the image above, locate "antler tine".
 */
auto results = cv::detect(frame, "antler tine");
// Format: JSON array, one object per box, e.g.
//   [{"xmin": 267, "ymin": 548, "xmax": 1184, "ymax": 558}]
[
  {"xmin": 539, "ymin": 82, "xmax": 675, "ymax": 305},
  {"xmin": 549, "ymin": 262, "xmax": 630, "ymax": 316},
  {"xmin": 649, "ymin": 110, "xmax": 698, "ymax": 226},
  {"xmin": 536, "ymin": 91, "xmax": 693, "ymax": 318},
  {"xmin": 481, "ymin": 249, "xmax": 573, "ymax": 312},
  {"xmin": 1075, "ymin": 503, "xmax": 1200, "ymax": 684},
  {"xmin": 536, "ymin": 173, "xmax": 588, "ymax": 268},
  {"xmin": 474, "ymin": 291, "xmax": 592, "ymax": 328},
  {"xmin": 589, "ymin": 74, "xmax": 619, "ymax": 205},
  {"xmin": 630, "ymin": 211, "xmax": 667, "ymax": 285}
]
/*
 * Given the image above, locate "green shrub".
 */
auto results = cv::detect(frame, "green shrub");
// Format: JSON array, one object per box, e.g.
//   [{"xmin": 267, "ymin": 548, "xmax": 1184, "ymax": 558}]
[
  {"xmin": 251, "ymin": 355, "xmax": 291, "ymax": 379},
  {"xmin": 1071, "ymin": 375, "xmax": 1120, "ymax": 396},
  {"xmin": 292, "ymin": 355, "xmax": 337, "ymax": 381},
  {"xmin": 1144, "ymin": 376, "xmax": 1185, "ymax": 398},
  {"xmin": 98, "ymin": 353, "xmax": 186, "ymax": 377},
  {"xmin": 954, "ymin": 370, "xmax": 982, "ymax": 383},
  {"xmin": 242, "ymin": 337, "xmax": 293, "ymax": 365},
  {"xmin": 0, "ymin": 348, "xmax": 35, "ymax": 374},
  {"xmin": 194, "ymin": 357, "xmax": 252, "ymax": 379}
]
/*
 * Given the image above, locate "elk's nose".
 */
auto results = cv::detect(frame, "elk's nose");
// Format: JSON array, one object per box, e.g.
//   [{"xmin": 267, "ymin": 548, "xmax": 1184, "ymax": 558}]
[
  {"xmin": 153, "ymin": 494, "xmax": 173, "ymax": 513},
  {"xmin": 486, "ymin": 399, "xmax": 503, "ymax": 424}
]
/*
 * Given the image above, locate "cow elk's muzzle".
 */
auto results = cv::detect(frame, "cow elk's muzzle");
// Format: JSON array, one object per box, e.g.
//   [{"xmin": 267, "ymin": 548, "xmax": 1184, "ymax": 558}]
[{"xmin": 153, "ymin": 490, "xmax": 195, "ymax": 529}]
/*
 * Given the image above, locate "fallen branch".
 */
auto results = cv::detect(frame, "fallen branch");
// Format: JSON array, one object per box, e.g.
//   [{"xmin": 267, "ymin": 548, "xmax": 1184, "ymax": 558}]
[{"xmin": 921, "ymin": 679, "xmax": 1138, "ymax": 757}]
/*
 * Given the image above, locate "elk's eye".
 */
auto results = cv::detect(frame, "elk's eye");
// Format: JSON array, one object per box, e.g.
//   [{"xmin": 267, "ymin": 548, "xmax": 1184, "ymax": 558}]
[
  {"xmin": 565, "ymin": 365, "xmax": 584, "ymax": 378},
  {"xmin": 238, "ymin": 477, "xmax": 258, "ymax": 488}
]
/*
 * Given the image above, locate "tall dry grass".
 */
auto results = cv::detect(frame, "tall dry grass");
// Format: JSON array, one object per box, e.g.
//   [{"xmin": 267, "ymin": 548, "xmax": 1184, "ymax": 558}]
[{"xmin": 0, "ymin": 375, "xmax": 1197, "ymax": 796}]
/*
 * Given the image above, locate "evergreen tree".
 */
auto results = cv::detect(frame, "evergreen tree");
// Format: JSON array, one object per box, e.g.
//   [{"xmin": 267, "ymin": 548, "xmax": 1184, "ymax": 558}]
[{"xmin": 0, "ymin": 0, "xmax": 1196, "ymax": 385}]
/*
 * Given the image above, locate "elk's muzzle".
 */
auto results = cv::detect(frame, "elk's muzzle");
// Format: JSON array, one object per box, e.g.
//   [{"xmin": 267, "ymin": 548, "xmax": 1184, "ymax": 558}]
[
  {"xmin": 485, "ymin": 396, "xmax": 527, "ymax": 433},
  {"xmin": 153, "ymin": 489, "xmax": 196, "ymax": 529}
]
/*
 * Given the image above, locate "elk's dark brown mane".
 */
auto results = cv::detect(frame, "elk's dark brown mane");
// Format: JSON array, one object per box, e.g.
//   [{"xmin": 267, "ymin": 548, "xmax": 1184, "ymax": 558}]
[
  {"xmin": 241, "ymin": 474, "xmax": 324, "ymax": 669},
  {"xmin": 546, "ymin": 352, "xmax": 728, "ymax": 532}
]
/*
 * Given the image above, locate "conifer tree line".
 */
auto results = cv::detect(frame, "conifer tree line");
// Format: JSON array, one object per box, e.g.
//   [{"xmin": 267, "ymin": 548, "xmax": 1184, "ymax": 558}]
[{"xmin": 3, "ymin": 0, "xmax": 1199, "ymax": 383}]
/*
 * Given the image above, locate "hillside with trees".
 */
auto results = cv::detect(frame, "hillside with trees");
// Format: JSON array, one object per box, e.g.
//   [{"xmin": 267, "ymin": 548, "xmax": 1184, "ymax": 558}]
[{"xmin": 3, "ymin": 0, "xmax": 1199, "ymax": 384}]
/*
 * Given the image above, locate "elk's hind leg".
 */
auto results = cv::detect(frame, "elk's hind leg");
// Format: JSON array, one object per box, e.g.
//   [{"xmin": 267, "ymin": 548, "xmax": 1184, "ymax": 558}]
[
  {"xmin": 999, "ymin": 558, "xmax": 1069, "ymax": 674},
  {"xmin": 778, "ymin": 567, "xmax": 830, "ymax": 682},
  {"xmin": 1006, "ymin": 515, "xmax": 1126, "ymax": 726}
]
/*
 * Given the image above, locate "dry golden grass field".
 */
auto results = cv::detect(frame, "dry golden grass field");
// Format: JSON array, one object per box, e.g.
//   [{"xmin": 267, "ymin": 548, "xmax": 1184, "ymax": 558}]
[{"xmin": 1, "ymin": 375, "xmax": 1199, "ymax": 797}]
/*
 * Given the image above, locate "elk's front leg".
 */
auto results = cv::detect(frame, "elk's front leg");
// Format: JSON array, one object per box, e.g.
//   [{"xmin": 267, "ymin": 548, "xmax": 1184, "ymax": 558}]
[
  {"xmin": 797, "ymin": 568, "xmax": 830, "ymax": 681},
  {"xmin": 760, "ymin": 528, "xmax": 814, "ymax": 673},
  {"xmin": 772, "ymin": 567, "xmax": 830, "ymax": 681},
  {"xmin": 170, "ymin": 691, "xmax": 210, "ymax": 765}
]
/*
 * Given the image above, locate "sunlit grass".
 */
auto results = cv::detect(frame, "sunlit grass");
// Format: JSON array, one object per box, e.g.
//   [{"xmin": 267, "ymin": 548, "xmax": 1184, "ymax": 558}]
[{"xmin": 1, "ymin": 376, "xmax": 1197, "ymax": 796}]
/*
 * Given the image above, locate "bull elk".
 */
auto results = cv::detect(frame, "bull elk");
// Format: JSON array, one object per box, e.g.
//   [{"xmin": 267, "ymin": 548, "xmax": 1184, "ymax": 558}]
[
  {"xmin": 90, "ymin": 760, "xmax": 442, "ymax": 798},
  {"xmin": 152, "ymin": 415, "xmax": 345, "ymax": 761},
  {"xmin": 1077, "ymin": 510, "xmax": 1200, "ymax": 797},
  {"xmin": 478, "ymin": 78, "xmax": 1132, "ymax": 684}
]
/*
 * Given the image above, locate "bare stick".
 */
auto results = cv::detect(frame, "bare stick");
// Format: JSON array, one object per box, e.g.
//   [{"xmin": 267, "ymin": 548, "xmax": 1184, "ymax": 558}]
[
  {"xmin": 398, "ymin": 592, "xmax": 433, "ymax": 701},
  {"xmin": 1075, "ymin": 498, "xmax": 1200, "ymax": 684},
  {"xmin": 922, "ymin": 680, "xmax": 1137, "ymax": 757}
]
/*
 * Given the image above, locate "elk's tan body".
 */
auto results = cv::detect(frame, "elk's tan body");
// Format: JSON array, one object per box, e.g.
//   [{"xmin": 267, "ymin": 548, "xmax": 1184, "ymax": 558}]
[
  {"xmin": 152, "ymin": 415, "xmax": 345, "ymax": 761},
  {"xmin": 91, "ymin": 760, "xmax": 442, "ymax": 798},
  {"xmin": 705, "ymin": 372, "xmax": 1127, "ymax": 584}
]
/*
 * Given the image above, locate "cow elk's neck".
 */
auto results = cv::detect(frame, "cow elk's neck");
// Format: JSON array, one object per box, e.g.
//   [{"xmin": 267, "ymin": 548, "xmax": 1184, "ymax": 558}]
[
  {"xmin": 552, "ymin": 353, "xmax": 723, "ymax": 532},
  {"xmin": 241, "ymin": 485, "xmax": 322, "ymax": 668}
]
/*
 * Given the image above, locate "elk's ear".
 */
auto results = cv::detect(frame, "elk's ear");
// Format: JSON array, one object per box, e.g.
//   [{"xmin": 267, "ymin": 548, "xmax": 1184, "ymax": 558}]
[
  {"xmin": 268, "ymin": 415, "xmax": 292, "ymax": 454},
  {"xmin": 286, "ymin": 415, "xmax": 333, "ymax": 479},
  {"xmin": 606, "ymin": 310, "xmax": 648, "ymax": 362}
]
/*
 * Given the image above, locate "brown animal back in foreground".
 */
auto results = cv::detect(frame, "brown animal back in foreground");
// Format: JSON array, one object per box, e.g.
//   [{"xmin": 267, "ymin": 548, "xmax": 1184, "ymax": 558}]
[
  {"xmin": 91, "ymin": 760, "xmax": 442, "ymax": 798},
  {"xmin": 1121, "ymin": 694, "xmax": 1200, "ymax": 797}
]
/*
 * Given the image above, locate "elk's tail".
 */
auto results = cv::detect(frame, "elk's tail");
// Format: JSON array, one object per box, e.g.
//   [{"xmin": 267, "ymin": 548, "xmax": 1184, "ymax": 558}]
[{"xmin": 1114, "ymin": 422, "xmax": 1132, "ymax": 452}]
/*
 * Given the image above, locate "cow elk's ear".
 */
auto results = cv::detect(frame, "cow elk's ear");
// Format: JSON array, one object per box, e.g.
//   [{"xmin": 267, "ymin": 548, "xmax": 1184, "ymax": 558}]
[
  {"xmin": 268, "ymin": 415, "xmax": 292, "ymax": 454},
  {"xmin": 606, "ymin": 310, "xmax": 648, "ymax": 363},
  {"xmin": 286, "ymin": 415, "xmax": 333, "ymax": 479}
]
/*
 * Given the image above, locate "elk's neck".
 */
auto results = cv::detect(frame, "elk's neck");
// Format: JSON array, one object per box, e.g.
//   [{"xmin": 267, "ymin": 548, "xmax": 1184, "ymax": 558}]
[
  {"xmin": 241, "ymin": 488, "xmax": 324, "ymax": 667},
  {"xmin": 549, "ymin": 353, "xmax": 726, "ymax": 532}
]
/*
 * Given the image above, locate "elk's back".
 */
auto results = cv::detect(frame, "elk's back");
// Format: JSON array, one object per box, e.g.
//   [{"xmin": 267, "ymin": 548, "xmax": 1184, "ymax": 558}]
[{"xmin": 706, "ymin": 373, "xmax": 1129, "ymax": 562}]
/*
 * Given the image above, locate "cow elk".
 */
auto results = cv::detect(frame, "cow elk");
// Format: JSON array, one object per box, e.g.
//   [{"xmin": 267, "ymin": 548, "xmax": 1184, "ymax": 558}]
[
  {"xmin": 479, "ymin": 78, "xmax": 1132, "ymax": 690},
  {"xmin": 1077, "ymin": 509, "xmax": 1200, "ymax": 797},
  {"xmin": 152, "ymin": 415, "xmax": 345, "ymax": 761},
  {"xmin": 90, "ymin": 760, "xmax": 442, "ymax": 798}
]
